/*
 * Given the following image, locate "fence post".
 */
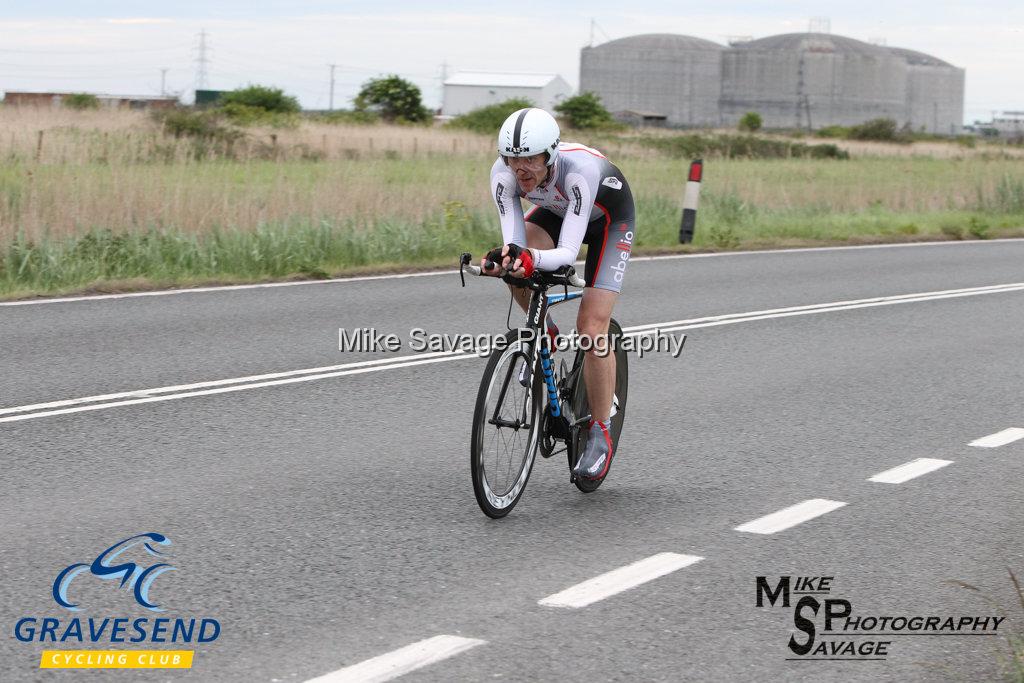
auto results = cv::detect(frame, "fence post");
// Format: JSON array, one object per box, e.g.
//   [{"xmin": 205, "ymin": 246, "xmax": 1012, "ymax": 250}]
[
  {"xmin": 679, "ymin": 159, "xmax": 703, "ymax": 244},
  {"xmin": 35, "ymin": 130, "xmax": 44, "ymax": 161}
]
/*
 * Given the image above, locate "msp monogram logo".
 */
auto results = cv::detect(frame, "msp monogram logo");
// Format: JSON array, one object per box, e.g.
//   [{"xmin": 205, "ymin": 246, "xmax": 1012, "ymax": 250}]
[
  {"xmin": 53, "ymin": 533, "xmax": 176, "ymax": 612},
  {"xmin": 14, "ymin": 532, "xmax": 221, "ymax": 670},
  {"xmin": 756, "ymin": 575, "xmax": 1006, "ymax": 661}
]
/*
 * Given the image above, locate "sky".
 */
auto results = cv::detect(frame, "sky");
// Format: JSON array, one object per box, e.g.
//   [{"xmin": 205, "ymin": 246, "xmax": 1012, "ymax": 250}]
[{"xmin": 1, "ymin": 1, "xmax": 1021, "ymax": 124}]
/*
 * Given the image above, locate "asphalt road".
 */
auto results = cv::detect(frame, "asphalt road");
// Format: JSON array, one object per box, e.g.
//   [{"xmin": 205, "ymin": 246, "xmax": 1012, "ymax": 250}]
[{"xmin": 2, "ymin": 240, "xmax": 1023, "ymax": 682}]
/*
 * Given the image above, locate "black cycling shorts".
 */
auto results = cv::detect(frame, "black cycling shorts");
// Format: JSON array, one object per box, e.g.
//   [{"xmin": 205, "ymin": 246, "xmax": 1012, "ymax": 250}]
[{"xmin": 524, "ymin": 169, "xmax": 635, "ymax": 293}]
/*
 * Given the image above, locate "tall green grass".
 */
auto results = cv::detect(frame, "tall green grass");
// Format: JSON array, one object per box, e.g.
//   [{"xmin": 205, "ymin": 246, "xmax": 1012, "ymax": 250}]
[{"xmin": 4, "ymin": 192, "xmax": 1023, "ymax": 298}]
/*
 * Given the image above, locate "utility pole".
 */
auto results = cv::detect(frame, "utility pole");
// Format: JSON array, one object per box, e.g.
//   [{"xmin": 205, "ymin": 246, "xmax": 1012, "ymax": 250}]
[
  {"xmin": 195, "ymin": 29, "xmax": 210, "ymax": 90},
  {"xmin": 160, "ymin": 68, "xmax": 168, "ymax": 96},
  {"xmin": 328, "ymin": 64, "xmax": 337, "ymax": 111},
  {"xmin": 796, "ymin": 51, "xmax": 807, "ymax": 129}
]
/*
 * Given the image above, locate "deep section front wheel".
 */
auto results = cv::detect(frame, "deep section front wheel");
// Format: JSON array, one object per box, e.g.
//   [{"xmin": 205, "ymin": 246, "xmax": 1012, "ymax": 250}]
[
  {"xmin": 569, "ymin": 318, "xmax": 629, "ymax": 493},
  {"xmin": 471, "ymin": 329, "xmax": 544, "ymax": 517}
]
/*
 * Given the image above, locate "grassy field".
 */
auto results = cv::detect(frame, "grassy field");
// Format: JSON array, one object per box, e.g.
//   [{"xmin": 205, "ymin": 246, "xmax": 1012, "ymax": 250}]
[{"xmin": 1, "ymin": 106, "xmax": 1023, "ymax": 299}]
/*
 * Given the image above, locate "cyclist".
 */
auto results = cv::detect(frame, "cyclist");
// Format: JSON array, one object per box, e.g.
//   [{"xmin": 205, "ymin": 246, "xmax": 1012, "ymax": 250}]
[{"xmin": 482, "ymin": 107, "xmax": 635, "ymax": 481}]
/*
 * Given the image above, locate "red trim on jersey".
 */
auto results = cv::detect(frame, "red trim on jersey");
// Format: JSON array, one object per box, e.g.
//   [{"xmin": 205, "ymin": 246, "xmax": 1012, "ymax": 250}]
[
  {"xmin": 590, "ymin": 202, "xmax": 612, "ymax": 286},
  {"xmin": 559, "ymin": 146, "xmax": 606, "ymax": 159},
  {"xmin": 524, "ymin": 206, "xmax": 539, "ymax": 221}
]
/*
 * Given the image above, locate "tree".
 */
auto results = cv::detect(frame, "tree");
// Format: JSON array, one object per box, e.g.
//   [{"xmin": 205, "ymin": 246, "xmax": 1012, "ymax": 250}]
[
  {"xmin": 554, "ymin": 92, "xmax": 617, "ymax": 130},
  {"xmin": 220, "ymin": 85, "xmax": 300, "ymax": 113},
  {"xmin": 738, "ymin": 111, "xmax": 762, "ymax": 132},
  {"xmin": 848, "ymin": 118, "xmax": 898, "ymax": 141},
  {"xmin": 355, "ymin": 75, "xmax": 430, "ymax": 123},
  {"xmin": 63, "ymin": 93, "xmax": 100, "ymax": 110}
]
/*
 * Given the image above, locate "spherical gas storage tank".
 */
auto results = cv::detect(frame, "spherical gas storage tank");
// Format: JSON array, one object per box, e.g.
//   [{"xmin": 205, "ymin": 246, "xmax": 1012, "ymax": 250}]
[
  {"xmin": 720, "ymin": 33, "xmax": 908, "ymax": 129},
  {"xmin": 888, "ymin": 47, "xmax": 964, "ymax": 134},
  {"xmin": 580, "ymin": 33, "xmax": 725, "ymax": 127}
]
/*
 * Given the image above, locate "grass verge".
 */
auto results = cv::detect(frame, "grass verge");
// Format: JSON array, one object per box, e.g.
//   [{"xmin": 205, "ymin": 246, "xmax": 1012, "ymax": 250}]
[{"xmin": 3, "ymin": 202, "xmax": 1023, "ymax": 300}]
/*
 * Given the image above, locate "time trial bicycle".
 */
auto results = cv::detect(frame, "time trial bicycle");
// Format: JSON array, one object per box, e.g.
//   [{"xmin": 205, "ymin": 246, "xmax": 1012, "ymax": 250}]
[{"xmin": 459, "ymin": 252, "xmax": 628, "ymax": 518}]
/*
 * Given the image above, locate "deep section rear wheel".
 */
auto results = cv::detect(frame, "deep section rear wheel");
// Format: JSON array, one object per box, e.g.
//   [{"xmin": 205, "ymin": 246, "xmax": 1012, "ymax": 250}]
[
  {"xmin": 471, "ymin": 329, "xmax": 543, "ymax": 518},
  {"xmin": 570, "ymin": 318, "xmax": 629, "ymax": 493}
]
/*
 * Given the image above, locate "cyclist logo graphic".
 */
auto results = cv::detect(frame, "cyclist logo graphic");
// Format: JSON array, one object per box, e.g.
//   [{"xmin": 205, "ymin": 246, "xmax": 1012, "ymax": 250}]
[{"xmin": 52, "ymin": 533, "xmax": 176, "ymax": 612}]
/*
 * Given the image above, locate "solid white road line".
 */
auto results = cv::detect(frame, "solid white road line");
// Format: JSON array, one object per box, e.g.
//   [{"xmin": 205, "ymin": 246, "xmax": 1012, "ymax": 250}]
[
  {"xmin": 0, "ymin": 354, "xmax": 471, "ymax": 424},
  {"xmin": 969, "ymin": 427, "xmax": 1024, "ymax": 448},
  {"xmin": 304, "ymin": 635, "xmax": 485, "ymax": 683},
  {"xmin": 3, "ymin": 238, "xmax": 1023, "ymax": 306},
  {"xmin": 735, "ymin": 499, "xmax": 847, "ymax": 535},
  {"xmin": 624, "ymin": 281, "xmax": 1024, "ymax": 334},
  {"xmin": 538, "ymin": 553, "xmax": 703, "ymax": 609},
  {"xmin": 868, "ymin": 458, "xmax": 953, "ymax": 484},
  {"xmin": 4, "ymin": 281, "xmax": 1024, "ymax": 424},
  {"xmin": 0, "ymin": 350, "xmax": 458, "ymax": 417}
]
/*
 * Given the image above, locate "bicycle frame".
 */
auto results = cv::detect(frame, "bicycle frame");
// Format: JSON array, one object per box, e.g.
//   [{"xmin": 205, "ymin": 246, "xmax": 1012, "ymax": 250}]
[{"xmin": 526, "ymin": 288, "xmax": 583, "ymax": 421}]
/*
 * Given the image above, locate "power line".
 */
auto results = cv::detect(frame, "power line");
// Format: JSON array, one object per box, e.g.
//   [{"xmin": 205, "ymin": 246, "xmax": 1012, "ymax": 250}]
[{"xmin": 194, "ymin": 29, "xmax": 210, "ymax": 90}]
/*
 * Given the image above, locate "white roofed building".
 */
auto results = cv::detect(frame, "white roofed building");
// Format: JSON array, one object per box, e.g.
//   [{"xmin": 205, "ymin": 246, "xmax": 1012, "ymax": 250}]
[{"xmin": 442, "ymin": 71, "xmax": 572, "ymax": 116}]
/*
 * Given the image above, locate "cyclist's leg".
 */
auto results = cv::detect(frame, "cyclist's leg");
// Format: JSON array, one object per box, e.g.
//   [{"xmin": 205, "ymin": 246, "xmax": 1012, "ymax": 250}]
[
  {"xmin": 579, "ymin": 202, "xmax": 635, "ymax": 422},
  {"xmin": 577, "ymin": 288, "xmax": 617, "ymax": 422}
]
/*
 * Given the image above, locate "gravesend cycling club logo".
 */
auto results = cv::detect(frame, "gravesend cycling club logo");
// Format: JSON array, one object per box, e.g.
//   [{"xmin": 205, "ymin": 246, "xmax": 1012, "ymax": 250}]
[
  {"xmin": 756, "ymin": 575, "xmax": 1006, "ymax": 661},
  {"xmin": 14, "ymin": 532, "xmax": 221, "ymax": 671},
  {"xmin": 53, "ymin": 532, "xmax": 176, "ymax": 612}
]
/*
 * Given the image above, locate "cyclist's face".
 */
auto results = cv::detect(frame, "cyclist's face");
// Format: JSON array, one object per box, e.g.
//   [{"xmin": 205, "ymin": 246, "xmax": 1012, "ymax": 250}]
[{"xmin": 507, "ymin": 153, "xmax": 548, "ymax": 191}]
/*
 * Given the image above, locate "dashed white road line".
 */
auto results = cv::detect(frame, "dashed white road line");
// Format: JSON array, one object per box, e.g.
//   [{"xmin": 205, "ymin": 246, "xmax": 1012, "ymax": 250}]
[
  {"xmin": 735, "ymin": 499, "xmax": 847, "ymax": 535},
  {"xmin": 4, "ymin": 238, "xmax": 1022, "ymax": 307},
  {"xmin": 4, "ymin": 281, "xmax": 1023, "ymax": 424},
  {"xmin": 304, "ymin": 635, "xmax": 485, "ymax": 683},
  {"xmin": 538, "ymin": 552, "xmax": 704, "ymax": 609},
  {"xmin": 868, "ymin": 458, "xmax": 953, "ymax": 484},
  {"xmin": 968, "ymin": 428, "xmax": 1024, "ymax": 448}
]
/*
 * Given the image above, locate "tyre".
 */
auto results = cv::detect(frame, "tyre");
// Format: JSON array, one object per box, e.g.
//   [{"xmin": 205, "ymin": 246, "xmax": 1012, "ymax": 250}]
[
  {"xmin": 471, "ymin": 329, "xmax": 544, "ymax": 518},
  {"xmin": 570, "ymin": 318, "xmax": 629, "ymax": 493}
]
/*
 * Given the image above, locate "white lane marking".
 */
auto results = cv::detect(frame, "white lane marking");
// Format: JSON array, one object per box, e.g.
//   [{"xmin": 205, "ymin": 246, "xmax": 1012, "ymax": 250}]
[
  {"xmin": 0, "ymin": 354, "xmax": 471, "ymax": 424},
  {"xmin": 0, "ymin": 270, "xmax": 454, "ymax": 307},
  {"xmin": 4, "ymin": 238, "xmax": 1023, "ymax": 306},
  {"xmin": 304, "ymin": 635, "xmax": 485, "ymax": 683},
  {"xmin": 969, "ymin": 427, "xmax": 1024, "ymax": 448},
  {"xmin": 0, "ymin": 350, "xmax": 457, "ymax": 417},
  {"xmin": 4, "ymin": 281, "xmax": 1024, "ymax": 424},
  {"xmin": 538, "ymin": 553, "xmax": 703, "ymax": 609},
  {"xmin": 735, "ymin": 499, "xmax": 847, "ymax": 535},
  {"xmin": 868, "ymin": 458, "xmax": 953, "ymax": 484},
  {"xmin": 625, "ymin": 281, "xmax": 1024, "ymax": 333}
]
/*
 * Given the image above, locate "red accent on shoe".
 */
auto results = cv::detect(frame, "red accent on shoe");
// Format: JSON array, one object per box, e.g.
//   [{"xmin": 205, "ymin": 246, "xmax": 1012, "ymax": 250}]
[{"xmin": 593, "ymin": 421, "xmax": 614, "ymax": 479}]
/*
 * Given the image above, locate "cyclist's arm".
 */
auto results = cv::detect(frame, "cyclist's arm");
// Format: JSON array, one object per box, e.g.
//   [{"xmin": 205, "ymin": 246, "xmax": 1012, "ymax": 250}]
[
  {"xmin": 490, "ymin": 163, "xmax": 526, "ymax": 247},
  {"xmin": 531, "ymin": 171, "xmax": 593, "ymax": 271}
]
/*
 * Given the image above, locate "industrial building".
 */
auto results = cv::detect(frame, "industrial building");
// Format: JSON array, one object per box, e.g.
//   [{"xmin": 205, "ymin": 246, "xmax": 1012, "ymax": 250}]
[
  {"xmin": 441, "ymin": 72, "xmax": 572, "ymax": 116},
  {"xmin": 2, "ymin": 91, "xmax": 178, "ymax": 110},
  {"xmin": 580, "ymin": 32, "xmax": 965, "ymax": 134}
]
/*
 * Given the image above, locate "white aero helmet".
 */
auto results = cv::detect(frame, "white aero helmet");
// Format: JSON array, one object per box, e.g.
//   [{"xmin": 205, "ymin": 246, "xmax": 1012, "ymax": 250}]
[{"xmin": 498, "ymin": 107, "xmax": 560, "ymax": 166}]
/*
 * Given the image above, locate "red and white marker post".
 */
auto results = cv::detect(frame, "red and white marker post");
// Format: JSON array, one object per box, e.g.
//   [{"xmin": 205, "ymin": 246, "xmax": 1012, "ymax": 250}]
[{"xmin": 679, "ymin": 159, "xmax": 703, "ymax": 243}]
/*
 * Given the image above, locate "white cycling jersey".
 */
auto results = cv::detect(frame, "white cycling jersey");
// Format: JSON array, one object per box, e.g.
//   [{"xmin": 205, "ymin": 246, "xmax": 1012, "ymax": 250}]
[{"xmin": 490, "ymin": 142, "xmax": 617, "ymax": 270}]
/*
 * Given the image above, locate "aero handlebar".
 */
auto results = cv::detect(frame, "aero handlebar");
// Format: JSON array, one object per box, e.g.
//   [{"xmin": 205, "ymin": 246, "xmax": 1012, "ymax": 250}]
[{"xmin": 459, "ymin": 252, "xmax": 586, "ymax": 289}]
